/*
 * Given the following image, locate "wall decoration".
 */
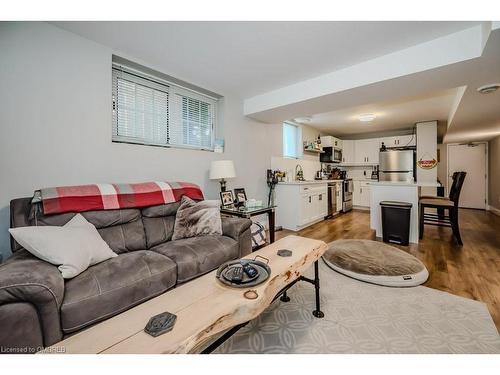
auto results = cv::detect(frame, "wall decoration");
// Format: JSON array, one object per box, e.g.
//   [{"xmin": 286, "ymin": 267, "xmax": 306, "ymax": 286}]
[{"xmin": 417, "ymin": 152, "xmax": 438, "ymax": 170}]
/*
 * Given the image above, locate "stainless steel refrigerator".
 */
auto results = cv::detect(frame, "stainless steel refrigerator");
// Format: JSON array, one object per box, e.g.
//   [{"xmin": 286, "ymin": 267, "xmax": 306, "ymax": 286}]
[{"xmin": 379, "ymin": 149, "xmax": 415, "ymax": 182}]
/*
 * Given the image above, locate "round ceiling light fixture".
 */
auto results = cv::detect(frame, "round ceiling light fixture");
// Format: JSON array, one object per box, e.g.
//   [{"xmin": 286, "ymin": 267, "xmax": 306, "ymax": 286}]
[
  {"xmin": 477, "ymin": 83, "xmax": 500, "ymax": 94},
  {"xmin": 294, "ymin": 116, "xmax": 312, "ymax": 124},
  {"xmin": 358, "ymin": 113, "xmax": 376, "ymax": 122}
]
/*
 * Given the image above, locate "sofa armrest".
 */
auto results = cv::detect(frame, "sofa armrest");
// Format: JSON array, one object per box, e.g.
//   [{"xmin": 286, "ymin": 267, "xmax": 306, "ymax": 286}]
[
  {"xmin": 221, "ymin": 217, "xmax": 253, "ymax": 257},
  {"xmin": 0, "ymin": 250, "xmax": 65, "ymax": 349}
]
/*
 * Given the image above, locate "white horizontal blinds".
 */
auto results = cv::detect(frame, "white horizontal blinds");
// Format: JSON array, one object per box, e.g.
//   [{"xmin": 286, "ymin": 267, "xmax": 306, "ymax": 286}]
[
  {"xmin": 112, "ymin": 65, "xmax": 216, "ymax": 150},
  {"xmin": 112, "ymin": 68, "xmax": 170, "ymax": 145},
  {"xmin": 169, "ymin": 86, "xmax": 215, "ymax": 149}
]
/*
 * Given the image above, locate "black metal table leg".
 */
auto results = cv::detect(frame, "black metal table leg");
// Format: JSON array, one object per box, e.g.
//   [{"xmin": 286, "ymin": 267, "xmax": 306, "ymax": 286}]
[
  {"xmin": 268, "ymin": 209, "xmax": 275, "ymax": 244},
  {"xmin": 311, "ymin": 260, "xmax": 324, "ymax": 318},
  {"xmin": 201, "ymin": 258, "xmax": 324, "ymax": 353},
  {"xmin": 280, "ymin": 291, "xmax": 290, "ymax": 302}
]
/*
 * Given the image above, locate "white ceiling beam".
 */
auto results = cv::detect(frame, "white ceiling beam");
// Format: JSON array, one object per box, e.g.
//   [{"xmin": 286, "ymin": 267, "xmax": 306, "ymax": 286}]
[{"xmin": 244, "ymin": 25, "xmax": 486, "ymax": 121}]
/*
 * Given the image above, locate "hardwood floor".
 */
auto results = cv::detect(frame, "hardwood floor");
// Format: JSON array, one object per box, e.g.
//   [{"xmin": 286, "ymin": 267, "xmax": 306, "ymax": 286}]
[{"xmin": 275, "ymin": 208, "xmax": 500, "ymax": 331}]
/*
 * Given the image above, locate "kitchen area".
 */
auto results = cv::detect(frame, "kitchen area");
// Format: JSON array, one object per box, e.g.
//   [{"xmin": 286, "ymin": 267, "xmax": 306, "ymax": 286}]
[{"xmin": 273, "ymin": 120, "xmax": 439, "ymax": 244}]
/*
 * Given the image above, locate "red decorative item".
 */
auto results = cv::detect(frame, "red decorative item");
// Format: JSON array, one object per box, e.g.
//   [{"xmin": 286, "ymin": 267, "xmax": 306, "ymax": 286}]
[
  {"xmin": 417, "ymin": 158, "xmax": 438, "ymax": 170},
  {"xmin": 37, "ymin": 181, "xmax": 204, "ymax": 215}
]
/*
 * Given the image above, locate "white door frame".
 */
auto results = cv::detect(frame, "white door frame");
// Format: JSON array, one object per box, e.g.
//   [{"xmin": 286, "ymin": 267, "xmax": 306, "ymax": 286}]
[{"xmin": 446, "ymin": 142, "xmax": 488, "ymax": 209}]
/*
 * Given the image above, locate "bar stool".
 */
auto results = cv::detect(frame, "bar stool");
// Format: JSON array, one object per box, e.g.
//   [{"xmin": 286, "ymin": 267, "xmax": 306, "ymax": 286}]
[{"xmin": 419, "ymin": 172, "xmax": 466, "ymax": 245}]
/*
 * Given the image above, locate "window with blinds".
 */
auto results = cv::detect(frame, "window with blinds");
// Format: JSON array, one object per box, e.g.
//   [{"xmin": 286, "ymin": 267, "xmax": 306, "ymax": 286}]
[{"xmin": 112, "ymin": 65, "xmax": 217, "ymax": 150}]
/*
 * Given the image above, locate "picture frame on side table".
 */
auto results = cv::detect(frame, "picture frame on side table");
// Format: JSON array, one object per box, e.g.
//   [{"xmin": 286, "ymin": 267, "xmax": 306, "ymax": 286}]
[
  {"xmin": 233, "ymin": 188, "xmax": 247, "ymax": 206},
  {"xmin": 220, "ymin": 191, "xmax": 235, "ymax": 208}
]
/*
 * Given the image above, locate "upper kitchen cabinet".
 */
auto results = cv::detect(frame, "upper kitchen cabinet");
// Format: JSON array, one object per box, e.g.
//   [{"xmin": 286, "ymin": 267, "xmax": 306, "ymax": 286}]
[
  {"xmin": 380, "ymin": 134, "xmax": 416, "ymax": 148},
  {"xmin": 341, "ymin": 140, "xmax": 355, "ymax": 163},
  {"xmin": 354, "ymin": 139, "xmax": 379, "ymax": 164},
  {"xmin": 320, "ymin": 136, "xmax": 342, "ymax": 149}
]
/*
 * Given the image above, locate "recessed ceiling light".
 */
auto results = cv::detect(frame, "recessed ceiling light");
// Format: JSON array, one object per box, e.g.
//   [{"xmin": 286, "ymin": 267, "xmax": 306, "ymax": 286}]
[
  {"xmin": 294, "ymin": 116, "xmax": 312, "ymax": 124},
  {"xmin": 358, "ymin": 113, "xmax": 376, "ymax": 122},
  {"xmin": 477, "ymin": 83, "xmax": 500, "ymax": 94}
]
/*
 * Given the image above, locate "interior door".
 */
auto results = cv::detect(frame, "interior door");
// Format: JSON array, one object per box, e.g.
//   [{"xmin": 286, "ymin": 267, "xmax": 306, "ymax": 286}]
[{"xmin": 447, "ymin": 143, "xmax": 487, "ymax": 209}]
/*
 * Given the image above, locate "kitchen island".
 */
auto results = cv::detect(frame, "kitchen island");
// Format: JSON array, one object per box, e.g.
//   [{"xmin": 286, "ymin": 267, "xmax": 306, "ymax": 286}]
[{"xmin": 370, "ymin": 181, "xmax": 439, "ymax": 244}]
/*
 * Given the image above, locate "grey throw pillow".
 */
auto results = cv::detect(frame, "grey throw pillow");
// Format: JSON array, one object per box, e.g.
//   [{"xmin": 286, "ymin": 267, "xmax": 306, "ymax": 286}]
[{"xmin": 172, "ymin": 196, "xmax": 222, "ymax": 240}]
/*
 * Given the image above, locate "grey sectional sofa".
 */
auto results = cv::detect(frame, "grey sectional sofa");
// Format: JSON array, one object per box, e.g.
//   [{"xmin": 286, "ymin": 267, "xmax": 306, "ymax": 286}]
[{"xmin": 0, "ymin": 197, "xmax": 252, "ymax": 353}]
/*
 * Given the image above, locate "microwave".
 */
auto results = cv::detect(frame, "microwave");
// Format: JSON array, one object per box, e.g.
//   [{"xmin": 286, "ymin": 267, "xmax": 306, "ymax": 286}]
[{"xmin": 320, "ymin": 147, "xmax": 342, "ymax": 163}]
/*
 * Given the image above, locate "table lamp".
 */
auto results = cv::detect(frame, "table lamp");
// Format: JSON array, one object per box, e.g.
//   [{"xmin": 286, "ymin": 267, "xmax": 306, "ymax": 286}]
[{"xmin": 209, "ymin": 160, "xmax": 236, "ymax": 192}]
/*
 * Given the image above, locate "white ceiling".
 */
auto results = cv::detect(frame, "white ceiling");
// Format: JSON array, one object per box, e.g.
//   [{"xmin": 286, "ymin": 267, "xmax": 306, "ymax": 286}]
[
  {"xmin": 304, "ymin": 89, "xmax": 458, "ymax": 136},
  {"xmin": 51, "ymin": 21, "xmax": 480, "ymax": 97},
  {"xmin": 51, "ymin": 21, "xmax": 499, "ymax": 142},
  {"xmin": 241, "ymin": 23, "xmax": 500, "ymax": 142}
]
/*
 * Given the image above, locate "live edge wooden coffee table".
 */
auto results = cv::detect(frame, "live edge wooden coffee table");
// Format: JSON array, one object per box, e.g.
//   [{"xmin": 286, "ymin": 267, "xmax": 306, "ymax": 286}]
[{"xmin": 46, "ymin": 235, "xmax": 328, "ymax": 354}]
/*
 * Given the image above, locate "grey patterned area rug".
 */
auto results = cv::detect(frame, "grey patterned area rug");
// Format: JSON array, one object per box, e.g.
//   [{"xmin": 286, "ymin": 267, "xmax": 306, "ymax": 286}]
[{"xmin": 215, "ymin": 260, "xmax": 500, "ymax": 354}]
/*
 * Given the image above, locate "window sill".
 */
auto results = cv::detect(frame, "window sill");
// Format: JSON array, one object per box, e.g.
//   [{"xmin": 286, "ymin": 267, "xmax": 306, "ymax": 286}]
[{"xmin": 112, "ymin": 139, "xmax": 215, "ymax": 152}]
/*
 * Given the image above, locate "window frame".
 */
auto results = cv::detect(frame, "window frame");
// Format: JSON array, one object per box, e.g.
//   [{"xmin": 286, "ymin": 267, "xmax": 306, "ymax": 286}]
[
  {"xmin": 111, "ymin": 63, "xmax": 217, "ymax": 152},
  {"xmin": 282, "ymin": 121, "xmax": 302, "ymax": 159}
]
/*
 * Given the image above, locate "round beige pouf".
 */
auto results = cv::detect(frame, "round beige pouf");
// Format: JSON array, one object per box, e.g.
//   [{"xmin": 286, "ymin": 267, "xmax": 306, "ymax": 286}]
[{"xmin": 323, "ymin": 239, "xmax": 428, "ymax": 287}]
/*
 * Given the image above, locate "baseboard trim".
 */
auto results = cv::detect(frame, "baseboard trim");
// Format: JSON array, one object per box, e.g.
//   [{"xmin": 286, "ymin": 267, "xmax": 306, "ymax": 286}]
[{"xmin": 487, "ymin": 205, "xmax": 500, "ymax": 216}]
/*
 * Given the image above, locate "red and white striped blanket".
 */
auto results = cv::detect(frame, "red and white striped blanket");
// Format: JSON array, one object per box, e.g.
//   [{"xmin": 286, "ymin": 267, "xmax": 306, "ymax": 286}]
[{"xmin": 35, "ymin": 181, "xmax": 204, "ymax": 215}]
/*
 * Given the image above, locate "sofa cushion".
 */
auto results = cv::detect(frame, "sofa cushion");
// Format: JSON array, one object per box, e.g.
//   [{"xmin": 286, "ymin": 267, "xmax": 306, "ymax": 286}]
[
  {"xmin": 8, "ymin": 214, "xmax": 117, "ymax": 279},
  {"xmin": 141, "ymin": 202, "xmax": 180, "ymax": 248},
  {"xmin": 151, "ymin": 236, "xmax": 239, "ymax": 283},
  {"xmin": 172, "ymin": 196, "xmax": 222, "ymax": 241},
  {"xmin": 60, "ymin": 250, "xmax": 176, "ymax": 333}
]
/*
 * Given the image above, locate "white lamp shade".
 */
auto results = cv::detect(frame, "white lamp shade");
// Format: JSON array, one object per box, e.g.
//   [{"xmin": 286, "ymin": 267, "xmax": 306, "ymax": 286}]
[{"xmin": 209, "ymin": 160, "xmax": 236, "ymax": 180}]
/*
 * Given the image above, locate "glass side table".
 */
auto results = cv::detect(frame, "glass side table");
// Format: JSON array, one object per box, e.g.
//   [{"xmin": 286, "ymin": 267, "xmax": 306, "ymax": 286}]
[{"xmin": 220, "ymin": 205, "xmax": 277, "ymax": 244}]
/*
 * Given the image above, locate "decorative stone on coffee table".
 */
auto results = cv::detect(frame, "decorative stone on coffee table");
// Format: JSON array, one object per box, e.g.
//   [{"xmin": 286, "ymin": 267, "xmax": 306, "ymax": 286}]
[{"xmin": 43, "ymin": 235, "xmax": 327, "ymax": 354}]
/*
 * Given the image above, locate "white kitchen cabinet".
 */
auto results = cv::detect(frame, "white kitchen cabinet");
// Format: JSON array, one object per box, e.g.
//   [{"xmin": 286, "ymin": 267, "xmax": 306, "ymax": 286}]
[
  {"xmin": 314, "ymin": 190, "xmax": 328, "ymax": 219},
  {"xmin": 354, "ymin": 139, "xmax": 379, "ymax": 164},
  {"xmin": 353, "ymin": 181, "xmax": 371, "ymax": 208},
  {"xmin": 300, "ymin": 194, "xmax": 314, "ymax": 226},
  {"xmin": 341, "ymin": 140, "xmax": 355, "ymax": 163},
  {"xmin": 398, "ymin": 134, "xmax": 416, "ymax": 147},
  {"xmin": 380, "ymin": 135, "xmax": 416, "ymax": 148},
  {"xmin": 276, "ymin": 183, "xmax": 328, "ymax": 231},
  {"xmin": 320, "ymin": 136, "xmax": 342, "ymax": 149}
]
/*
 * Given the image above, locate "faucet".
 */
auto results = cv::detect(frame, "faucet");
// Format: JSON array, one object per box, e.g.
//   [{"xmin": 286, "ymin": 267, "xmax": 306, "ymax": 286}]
[{"xmin": 295, "ymin": 164, "xmax": 304, "ymax": 181}]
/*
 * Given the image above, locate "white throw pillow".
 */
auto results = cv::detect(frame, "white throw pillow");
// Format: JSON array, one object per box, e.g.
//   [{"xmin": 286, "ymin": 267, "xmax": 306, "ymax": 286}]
[{"xmin": 9, "ymin": 214, "xmax": 117, "ymax": 278}]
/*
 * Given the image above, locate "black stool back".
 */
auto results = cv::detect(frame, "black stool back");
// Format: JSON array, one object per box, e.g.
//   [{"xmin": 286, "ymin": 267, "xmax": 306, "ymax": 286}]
[{"xmin": 449, "ymin": 172, "xmax": 466, "ymax": 207}]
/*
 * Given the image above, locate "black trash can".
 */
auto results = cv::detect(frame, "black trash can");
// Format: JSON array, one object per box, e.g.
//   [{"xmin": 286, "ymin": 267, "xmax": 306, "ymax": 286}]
[{"xmin": 380, "ymin": 201, "xmax": 412, "ymax": 246}]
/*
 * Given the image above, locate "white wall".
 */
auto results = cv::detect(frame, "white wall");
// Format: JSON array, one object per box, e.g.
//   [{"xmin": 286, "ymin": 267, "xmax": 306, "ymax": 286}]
[
  {"xmin": 437, "ymin": 143, "xmax": 448, "ymax": 193},
  {"xmin": 269, "ymin": 122, "xmax": 327, "ymax": 181},
  {"xmin": 416, "ymin": 121, "xmax": 438, "ymax": 196},
  {"xmin": 0, "ymin": 22, "xmax": 274, "ymax": 260}
]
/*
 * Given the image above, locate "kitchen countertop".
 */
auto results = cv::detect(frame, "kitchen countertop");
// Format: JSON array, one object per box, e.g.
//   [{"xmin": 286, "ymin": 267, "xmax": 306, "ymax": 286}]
[
  {"xmin": 277, "ymin": 180, "xmax": 342, "ymax": 185},
  {"xmin": 370, "ymin": 181, "xmax": 440, "ymax": 187},
  {"xmin": 278, "ymin": 180, "xmax": 439, "ymax": 187}
]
